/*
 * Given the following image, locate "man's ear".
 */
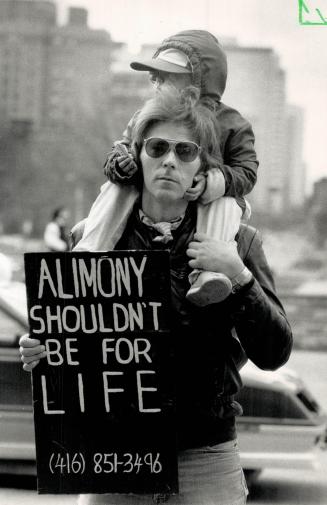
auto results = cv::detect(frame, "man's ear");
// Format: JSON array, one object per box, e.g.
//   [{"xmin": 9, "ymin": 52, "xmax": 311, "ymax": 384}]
[
  {"xmin": 131, "ymin": 141, "xmax": 141, "ymax": 164},
  {"xmin": 131, "ymin": 141, "xmax": 144, "ymax": 188}
]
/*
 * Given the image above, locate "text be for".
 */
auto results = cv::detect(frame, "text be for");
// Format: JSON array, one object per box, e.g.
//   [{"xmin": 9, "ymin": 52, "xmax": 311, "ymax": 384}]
[{"xmin": 40, "ymin": 337, "xmax": 161, "ymax": 415}]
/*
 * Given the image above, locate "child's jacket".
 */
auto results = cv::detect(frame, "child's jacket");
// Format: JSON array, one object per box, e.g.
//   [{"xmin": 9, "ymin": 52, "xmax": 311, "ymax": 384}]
[
  {"xmin": 108, "ymin": 30, "xmax": 258, "ymax": 200},
  {"xmin": 158, "ymin": 30, "xmax": 258, "ymax": 197}
]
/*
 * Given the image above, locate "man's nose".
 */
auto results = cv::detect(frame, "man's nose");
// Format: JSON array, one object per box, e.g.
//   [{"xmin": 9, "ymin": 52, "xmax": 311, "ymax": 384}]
[{"xmin": 162, "ymin": 148, "xmax": 177, "ymax": 167}]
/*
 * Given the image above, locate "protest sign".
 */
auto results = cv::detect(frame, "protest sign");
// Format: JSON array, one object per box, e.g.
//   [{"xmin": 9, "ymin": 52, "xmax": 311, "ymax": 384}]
[{"xmin": 24, "ymin": 250, "xmax": 178, "ymax": 495}]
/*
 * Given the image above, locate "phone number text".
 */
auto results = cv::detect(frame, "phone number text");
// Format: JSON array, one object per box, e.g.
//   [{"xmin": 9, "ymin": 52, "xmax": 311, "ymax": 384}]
[{"xmin": 49, "ymin": 452, "xmax": 162, "ymax": 475}]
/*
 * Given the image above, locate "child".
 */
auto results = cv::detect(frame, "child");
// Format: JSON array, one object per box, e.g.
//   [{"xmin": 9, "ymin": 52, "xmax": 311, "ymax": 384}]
[{"xmin": 75, "ymin": 30, "xmax": 258, "ymax": 307}]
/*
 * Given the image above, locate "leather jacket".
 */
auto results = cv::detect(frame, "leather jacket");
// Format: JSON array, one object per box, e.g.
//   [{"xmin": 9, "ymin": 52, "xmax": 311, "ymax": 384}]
[{"xmin": 71, "ymin": 205, "xmax": 292, "ymax": 449}]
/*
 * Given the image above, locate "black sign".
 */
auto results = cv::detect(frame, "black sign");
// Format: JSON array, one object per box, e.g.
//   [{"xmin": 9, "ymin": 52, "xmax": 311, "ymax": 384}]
[{"xmin": 24, "ymin": 251, "xmax": 178, "ymax": 495}]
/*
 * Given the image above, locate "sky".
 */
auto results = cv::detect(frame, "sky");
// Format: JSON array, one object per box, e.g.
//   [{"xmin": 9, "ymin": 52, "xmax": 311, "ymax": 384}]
[{"xmin": 55, "ymin": 0, "xmax": 327, "ymax": 192}]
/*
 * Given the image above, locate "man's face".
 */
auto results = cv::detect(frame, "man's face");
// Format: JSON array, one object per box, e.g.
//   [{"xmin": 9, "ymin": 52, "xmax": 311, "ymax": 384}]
[
  {"xmin": 140, "ymin": 121, "xmax": 201, "ymax": 205},
  {"xmin": 149, "ymin": 71, "xmax": 192, "ymax": 92}
]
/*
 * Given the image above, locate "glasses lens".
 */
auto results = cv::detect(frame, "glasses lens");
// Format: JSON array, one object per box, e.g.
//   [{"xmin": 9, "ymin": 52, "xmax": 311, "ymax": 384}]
[
  {"xmin": 175, "ymin": 142, "xmax": 199, "ymax": 162},
  {"xmin": 146, "ymin": 138, "xmax": 169, "ymax": 158}
]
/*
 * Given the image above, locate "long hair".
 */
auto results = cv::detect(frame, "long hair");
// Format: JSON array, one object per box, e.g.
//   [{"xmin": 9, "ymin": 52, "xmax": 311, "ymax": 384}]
[{"xmin": 131, "ymin": 86, "xmax": 222, "ymax": 177}]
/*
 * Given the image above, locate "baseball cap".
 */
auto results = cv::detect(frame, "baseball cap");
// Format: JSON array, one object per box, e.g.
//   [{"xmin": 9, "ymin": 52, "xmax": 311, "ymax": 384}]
[{"xmin": 130, "ymin": 48, "xmax": 192, "ymax": 74}]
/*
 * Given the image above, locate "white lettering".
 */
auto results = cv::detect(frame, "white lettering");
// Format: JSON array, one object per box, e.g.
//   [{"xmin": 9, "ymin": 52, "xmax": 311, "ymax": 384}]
[
  {"xmin": 30, "ymin": 305, "xmax": 45, "ymax": 333},
  {"xmin": 128, "ymin": 302, "xmax": 144, "ymax": 331},
  {"xmin": 134, "ymin": 339, "xmax": 152, "ymax": 364},
  {"xmin": 45, "ymin": 306, "xmax": 63, "ymax": 334},
  {"xmin": 80, "ymin": 304, "xmax": 98, "ymax": 334},
  {"xmin": 79, "ymin": 258, "xmax": 97, "ymax": 297},
  {"xmin": 56, "ymin": 259, "xmax": 73, "ymax": 299},
  {"xmin": 97, "ymin": 258, "xmax": 115, "ymax": 297},
  {"xmin": 102, "ymin": 338, "xmax": 115, "ymax": 365},
  {"xmin": 136, "ymin": 371, "xmax": 161, "ymax": 413},
  {"xmin": 103, "ymin": 371, "xmax": 124, "ymax": 412},
  {"xmin": 65, "ymin": 338, "xmax": 79, "ymax": 365},
  {"xmin": 61, "ymin": 306, "xmax": 81, "ymax": 333},
  {"xmin": 115, "ymin": 338, "xmax": 134, "ymax": 364},
  {"xmin": 113, "ymin": 303, "xmax": 129, "ymax": 332},
  {"xmin": 71, "ymin": 258, "xmax": 80, "ymax": 297},
  {"xmin": 116, "ymin": 258, "xmax": 131, "ymax": 296},
  {"xmin": 149, "ymin": 302, "xmax": 162, "ymax": 331},
  {"xmin": 129, "ymin": 256, "xmax": 147, "ymax": 297},
  {"xmin": 98, "ymin": 304, "xmax": 113, "ymax": 333},
  {"xmin": 41, "ymin": 375, "xmax": 65, "ymax": 414},
  {"xmin": 38, "ymin": 259, "xmax": 57, "ymax": 298},
  {"xmin": 45, "ymin": 339, "xmax": 64, "ymax": 366},
  {"xmin": 78, "ymin": 373, "xmax": 85, "ymax": 412}
]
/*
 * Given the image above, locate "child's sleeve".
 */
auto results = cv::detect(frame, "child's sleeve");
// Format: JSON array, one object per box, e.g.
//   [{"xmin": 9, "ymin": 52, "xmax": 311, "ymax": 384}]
[
  {"xmin": 199, "ymin": 169, "xmax": 226, "ymax": 205},
  {"xmin": 120, "ymin": 116, "xmax": 134, "ymax": 145},
  {"xmin": 200, "ymin": 114, "xmax": 258, "ymax": 204},
  {"xmin": 104, "ymin": 113, "xmax": 138, "ymax": 185},
  {"xmin": 221, "ymin": 117, "xmax": 258, "ymax": 197}
]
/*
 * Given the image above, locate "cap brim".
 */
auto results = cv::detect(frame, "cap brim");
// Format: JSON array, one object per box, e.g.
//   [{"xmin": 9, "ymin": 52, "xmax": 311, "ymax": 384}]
[{"xmin": 130, "ymin": 58, "xmax": 191, "ymax": 74}]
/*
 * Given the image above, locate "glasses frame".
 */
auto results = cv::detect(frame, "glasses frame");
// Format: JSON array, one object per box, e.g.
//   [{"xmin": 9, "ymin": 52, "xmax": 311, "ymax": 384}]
[{"xmin": 143, "ymin": 137, "xmax": 202, "ymax": 163}]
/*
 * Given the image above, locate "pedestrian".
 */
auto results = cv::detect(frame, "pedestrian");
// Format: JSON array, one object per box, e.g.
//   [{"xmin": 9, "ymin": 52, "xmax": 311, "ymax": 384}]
[
  {"xmin": 20, "ymin": 87, "xmax": 292, "ymax": 505},
  {"xmin": 76, "ymin": 30, "xmax": 258, "ymax": 308},
  {"xmin": 44, "ymin": 207, "xmax": 70, "ymax": 252}
]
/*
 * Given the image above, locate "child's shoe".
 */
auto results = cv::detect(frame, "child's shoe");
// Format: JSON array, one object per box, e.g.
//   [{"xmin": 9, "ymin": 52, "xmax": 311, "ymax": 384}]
[{"xmin": 186, "ymin": 271, "xmax": 232, "ymax": 307}]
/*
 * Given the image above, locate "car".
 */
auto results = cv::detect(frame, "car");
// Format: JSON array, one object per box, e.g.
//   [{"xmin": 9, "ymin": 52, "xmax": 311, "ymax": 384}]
[
  {"xmin": 0, "ymin": 280, "xmax": 34, "ymax": 475},
  {"xmin": 235, "ymin": 361, "xmax": 327, "ymax": 485},
  {"xmin": 0, "ymin": 281, "xmax": 326, "ymax": 482}
]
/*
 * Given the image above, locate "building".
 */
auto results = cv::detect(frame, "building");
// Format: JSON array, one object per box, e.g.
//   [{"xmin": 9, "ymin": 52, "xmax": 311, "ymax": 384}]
[
  {"xmin": 0, "ymin": 0, "xmax": 56, "ymax": 127},
  {"xmin": 284, "ymin": 105, "xmax": 306, "ymax": 210},
  {"xmin": 222, "ymin": 43, "xmax": 301, "ymax": 215},
  {"xmin": 108, "ymin": 44, "xmax": 152, "ymax": 140},
  {"xmin": 0, "ymin": 0, "xmax": 118, "ymax": 129},
  {"xmin": 0, "ymin": 0, "xmax": 120, "ymax": 232},
  {"xmin": 309, "ymin": 177, "xmax": 327, "ymax": 247},
  {"xmin": 46, "ymin": 8, "xmax": 117, "ymax": 129}
]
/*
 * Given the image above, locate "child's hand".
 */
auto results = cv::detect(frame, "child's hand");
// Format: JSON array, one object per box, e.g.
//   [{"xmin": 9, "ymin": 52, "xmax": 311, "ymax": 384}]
[
  {"xmin": 104, "ymin": 143, "xmax": 138, "ymax": 183},
  {"xmin": 184, "ymin": 174, "xmax": 206, "ymax": 201},
  {"xmin": 114, "ymin": 144, "xmax": 138, "ymax": 177}
]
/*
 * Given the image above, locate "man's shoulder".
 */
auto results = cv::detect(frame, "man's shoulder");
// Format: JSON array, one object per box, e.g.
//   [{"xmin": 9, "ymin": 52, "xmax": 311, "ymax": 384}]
[{"xmin": 236, "ymin": 223, "xmax": 260, "ymax": 259}]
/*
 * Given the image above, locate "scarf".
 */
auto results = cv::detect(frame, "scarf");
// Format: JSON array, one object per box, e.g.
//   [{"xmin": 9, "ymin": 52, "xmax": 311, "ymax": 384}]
[{"xmin": 139, "ymin": 209, "xmax": 184, "ymax": 244}]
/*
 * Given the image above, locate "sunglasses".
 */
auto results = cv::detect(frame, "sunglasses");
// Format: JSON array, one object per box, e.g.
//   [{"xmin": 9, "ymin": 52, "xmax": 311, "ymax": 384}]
[{"xmin": 143, "ymin": 137, "xmax": 201, "ymax": 163}]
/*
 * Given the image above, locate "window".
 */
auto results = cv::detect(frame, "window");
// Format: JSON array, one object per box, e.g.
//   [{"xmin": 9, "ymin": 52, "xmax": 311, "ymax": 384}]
[
  {"xmin": 297, "ymin": 390, "xmax": 320, "ymax": 414},
  {"xmin": 236, "ymin": 386, "xmax": 307, "ymax": 420}
]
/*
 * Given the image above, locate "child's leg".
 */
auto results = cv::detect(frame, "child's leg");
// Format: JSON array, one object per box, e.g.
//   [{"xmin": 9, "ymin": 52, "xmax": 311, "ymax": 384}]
[
  {"xmin": 197, "ymin": 196, "xmax": 242, "ymax": 240},
  {"xmin": 186, "ymin": 197, "xmax": 242, "ymax": 306},
  {"xmin": 73, "ymin": 182, "xmax": 139, "ymax": 252}
]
